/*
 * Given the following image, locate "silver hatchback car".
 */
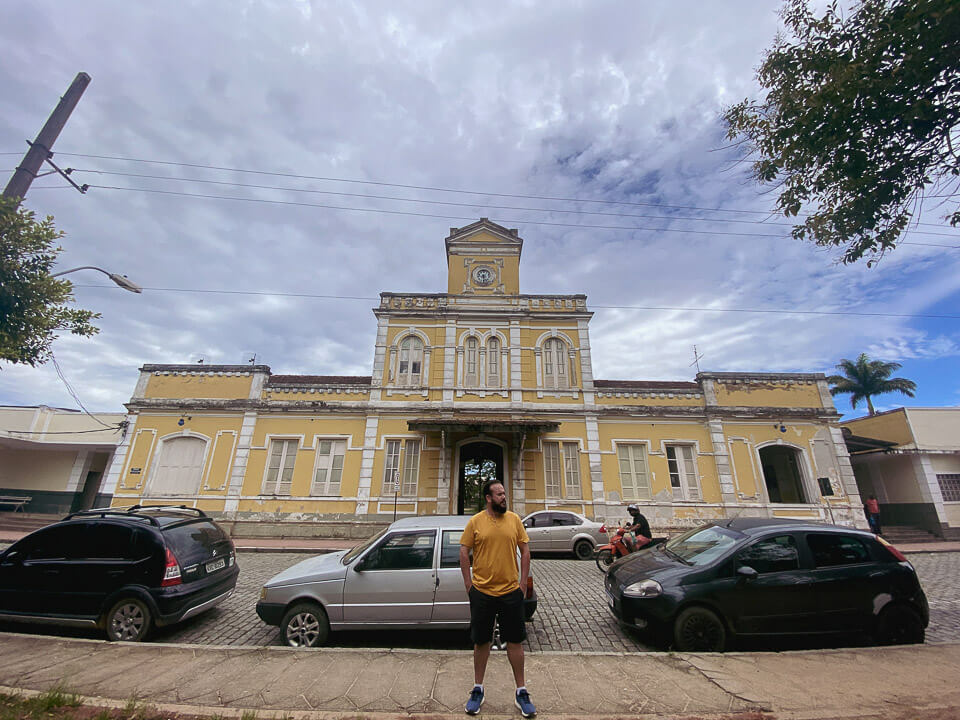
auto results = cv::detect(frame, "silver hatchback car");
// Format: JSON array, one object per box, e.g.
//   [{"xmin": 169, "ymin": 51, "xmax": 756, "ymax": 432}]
[
  {"xmin": 522, "ymin": 510, "xmax": 607, "ymax": 560},
  {"xmin": 256, "ymin": 515, "xmax": 538, "ymax": 647}
]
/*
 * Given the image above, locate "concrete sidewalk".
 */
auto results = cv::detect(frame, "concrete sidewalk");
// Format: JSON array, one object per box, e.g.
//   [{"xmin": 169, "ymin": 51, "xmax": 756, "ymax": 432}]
[{"xmin": 2, "ymin": 632, "xmax": 959, "ymax": 719}]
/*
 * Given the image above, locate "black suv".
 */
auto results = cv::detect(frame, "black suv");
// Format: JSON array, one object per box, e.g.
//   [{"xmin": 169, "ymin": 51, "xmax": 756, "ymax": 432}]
[{"xmin": 0, "ymin": 505, "xmax": 238, "ymax": 641}]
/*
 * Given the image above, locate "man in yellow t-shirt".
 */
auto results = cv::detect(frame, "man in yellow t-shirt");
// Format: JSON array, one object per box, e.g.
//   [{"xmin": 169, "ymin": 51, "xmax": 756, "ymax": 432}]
[{"xmin": 459, "ymin": 480, "xmax": 535, "ymax": 717}]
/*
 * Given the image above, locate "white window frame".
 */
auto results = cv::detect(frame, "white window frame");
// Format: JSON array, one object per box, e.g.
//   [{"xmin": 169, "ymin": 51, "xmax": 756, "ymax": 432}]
[
  {"xmin": 666, "ymin": 443, "xmax": 700, "ymax": 501},
  {"xmin": 543, "ymin": 440, "xmax": 581, "ymax": 500},
  {"xmin": 263, "ymin": 438, "xmax": 299, "ymax": 495},
  {"xmin": 542, "ymin": 338, "xmax": 569, "ymax": 390},
  {"xmin": 312, "ymin": 439, "xmax": 346, "ymax": 496},
  {"xmin": 487, "ymin": 337, "xmax": 500, "ymax": 387},
  {"xmin": 397, "ymin": 336, "xmax": 424, "ymax": 386},
  {"xmin": 381, "ymin": 438, "xmax": 421, "ymax": 498},
  {"xmin": 464, "ymin": 336, "xmax": 478, "ymax": 386},
  {"xmin": 616, "ymin": 443, "xmax": 652, "ymax": 501}
]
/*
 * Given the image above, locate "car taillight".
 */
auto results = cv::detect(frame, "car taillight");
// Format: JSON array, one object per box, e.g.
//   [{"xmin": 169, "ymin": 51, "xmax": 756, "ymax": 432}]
[
  {"xmin": 877, "ymin": 536, "xmax": 908, "ymax": 562},
  {"xmin": 161, "ymin": 547, "xmax": 182, "ymax": 587},
  {"xmin": 599, "ymin": 524, "xmax": 607, "ymax": 534},
  {"xmin": 525, "ymin": 575, "xmax": 534, "ymax": 599}
]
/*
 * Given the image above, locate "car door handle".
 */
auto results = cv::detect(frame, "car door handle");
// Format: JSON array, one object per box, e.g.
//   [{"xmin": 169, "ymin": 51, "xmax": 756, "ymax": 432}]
[
  {"xmin": 107, "ymin": 570, "xmax": 125, "ymax": 577},
  {"xmin": 43, "ymin": 570, "xmax": 60, "ymax": 576}
]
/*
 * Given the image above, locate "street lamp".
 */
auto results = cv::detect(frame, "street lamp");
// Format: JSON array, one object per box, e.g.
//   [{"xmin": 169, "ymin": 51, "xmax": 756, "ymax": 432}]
[{"xmin": 51, "ymin": 265, "xmax": 142, "ymax": 293}]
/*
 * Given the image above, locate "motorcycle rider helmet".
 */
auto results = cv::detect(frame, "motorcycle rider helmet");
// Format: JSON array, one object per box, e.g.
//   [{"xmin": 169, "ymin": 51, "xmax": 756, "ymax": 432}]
[{"xmin": 627, "ymin": 504, "xmax": 639, "ymax": 515}]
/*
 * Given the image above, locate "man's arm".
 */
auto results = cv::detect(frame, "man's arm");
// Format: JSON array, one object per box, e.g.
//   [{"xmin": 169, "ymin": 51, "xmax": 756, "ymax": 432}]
[
  {"xmin": 459, "ymin": 545, "xmax": 472, "ymax": 592},
  {"xmin": 518, "ymin": 541, "xmax": 530, "ymax": 593}
]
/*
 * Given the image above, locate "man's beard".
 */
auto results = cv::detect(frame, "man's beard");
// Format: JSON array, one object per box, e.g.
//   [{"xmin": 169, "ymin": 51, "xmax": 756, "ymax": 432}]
[{"xmin": 491, "ymin": 499, "xmax": 507, "ymax": 514}]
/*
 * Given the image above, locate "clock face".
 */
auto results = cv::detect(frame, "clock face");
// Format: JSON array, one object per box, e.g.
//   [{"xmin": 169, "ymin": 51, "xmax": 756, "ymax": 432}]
[{"xmin": 473, "ymin": 266, "xmax": 494, "ymax": 286}]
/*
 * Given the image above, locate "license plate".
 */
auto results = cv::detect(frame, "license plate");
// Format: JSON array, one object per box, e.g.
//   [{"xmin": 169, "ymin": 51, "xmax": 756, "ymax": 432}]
[{"xmin": 206, "ymin": 557, "xmax": 226, "ymax": 574}]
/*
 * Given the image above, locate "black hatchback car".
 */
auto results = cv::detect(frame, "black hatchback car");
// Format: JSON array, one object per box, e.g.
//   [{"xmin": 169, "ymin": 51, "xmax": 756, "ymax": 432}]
[
  {"xmin": 0, "ymin": 505, "xmax": 238, "ymax": 641},
  {"xmin": 605, "ymin": 517, "xmax": 928, "ymax": 651}
]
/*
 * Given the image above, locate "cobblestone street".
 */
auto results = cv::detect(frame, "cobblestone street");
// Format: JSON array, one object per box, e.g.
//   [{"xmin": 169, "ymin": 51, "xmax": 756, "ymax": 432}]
[
  {"xmin": 153, "ymin": 550, "xmax": 960, "ymax": 650},
  {"xmin": 2, "ymin": 548, "xmax": 958, "ymax": 651}
]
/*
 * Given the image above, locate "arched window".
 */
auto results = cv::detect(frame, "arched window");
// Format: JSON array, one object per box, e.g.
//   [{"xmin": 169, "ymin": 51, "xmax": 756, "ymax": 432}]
[
  {"xmin": 487, "ymin": 337, "xmax": 500, "ymax": 387},
  {"xmin": 543, "ymin": 338, "xmax": 569, "ymax": 389},
  {"xmin": 397, "ymin": 336, "xmax": 423, "ymax": 386},
  {"xmin": 464, "ymin": 337, "xmax": 478, "ymax": 386},
  {"xmin": 150, "ymin": 436, "xmax": 206, "ymax": 496}
]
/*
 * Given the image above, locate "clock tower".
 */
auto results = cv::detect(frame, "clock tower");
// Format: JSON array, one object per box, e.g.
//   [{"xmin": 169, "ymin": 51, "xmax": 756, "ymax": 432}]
[{"xmin": 445, "ymin": 218, "xmax": 522, "ymax": 296}]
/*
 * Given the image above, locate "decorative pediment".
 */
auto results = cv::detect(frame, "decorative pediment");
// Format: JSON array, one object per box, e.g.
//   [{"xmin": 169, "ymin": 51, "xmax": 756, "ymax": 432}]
[{"xmin": 445, "ymin": 218, "xmax": 523, "ymax": 255}]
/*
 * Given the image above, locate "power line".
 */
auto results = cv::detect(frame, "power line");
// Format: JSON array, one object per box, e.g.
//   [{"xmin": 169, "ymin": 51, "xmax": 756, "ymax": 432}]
[
  {"xmin": 71, "ymin": 283, "xmax": 960, "ymax": 321},
  {"xmin": 68, "ymin": 167, "xmax": 960, "ymax": 239},
  {"xmin": 46, "ymin": 150, "xmax": 960, "ymax": 231},
  {"xmin": 50, "ymin": 353, "xmax": 119, "ymax": 429},
  {"xmin": 1, "ymin": 426, "xmax": 122, "ymax": 436},
  {"xmin": 83, "ymin": 184, "xmax": 960, "ymax": 248}
]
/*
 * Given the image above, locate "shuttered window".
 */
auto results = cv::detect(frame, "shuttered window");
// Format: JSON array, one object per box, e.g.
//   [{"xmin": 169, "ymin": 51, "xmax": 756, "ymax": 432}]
[
  {"xmin": 487, "ymin": 337, "xmax": 500, "ymax": 387},
  {"xmin": 544, "ymin": 441, "xmax": 580, "ymax": 499},
  {"xmin": 264, "ymin": 439, "xmax": 298, "ymax": 495},
  {"xmin": 465, "ymin": 337, "xmax": 478, "ymax": 386},
  {"xmin": 381, "ymin": 439, "xmax": 421, "ymax": 497},
  {"xmin": 312, "ymin": 439, "xmax": 346, "ymax": 496},
  {"xmin": 667, "ymin": 444, "xmax": 700, "ymax": 500},
  {"xmin": 617, "ymin": 444, "xmax": 651, "ymax": 500},
  {"xmin": 543, "ymin": 338, "xmax": 569, "ymax": 390},
  {"xmin": 397, "ymin": 337, "xmax": 423, "ymax": 386}
]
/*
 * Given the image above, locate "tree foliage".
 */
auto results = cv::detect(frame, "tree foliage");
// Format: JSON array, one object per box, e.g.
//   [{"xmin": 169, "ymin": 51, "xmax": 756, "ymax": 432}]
[
  {"xmin": 826, "ymin": 352, "xmax": 917, "ymax": 415},
  {"xmin": 0, "ymin": 197, "xmax": 99, "ymax": 367},
  {"xmin": 723, "ymin": 0, "xmax": 960, "ymax": 264}
]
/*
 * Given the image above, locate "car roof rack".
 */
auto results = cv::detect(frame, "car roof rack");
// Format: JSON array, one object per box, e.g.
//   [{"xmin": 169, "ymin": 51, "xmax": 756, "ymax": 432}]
[{"xmin": 63, "ymin": 504, "xmax": 208, "ymax": 525}]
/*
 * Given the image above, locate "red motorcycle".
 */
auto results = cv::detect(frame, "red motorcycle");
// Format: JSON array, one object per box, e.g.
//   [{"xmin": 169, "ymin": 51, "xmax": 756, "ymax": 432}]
[{"xmin": 594, "ymin": 524, "xmax": 651, "ymax": 571}]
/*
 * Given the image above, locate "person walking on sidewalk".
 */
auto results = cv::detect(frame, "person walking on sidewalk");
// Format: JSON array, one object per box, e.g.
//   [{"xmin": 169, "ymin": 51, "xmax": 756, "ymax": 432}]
[
  {"xmin": 460, "ymin": 480, "xmax": 536, "ymax": 718},
  {"xmin": 864, "ymin": 494, "xmax": 882, "ymax": 535}
]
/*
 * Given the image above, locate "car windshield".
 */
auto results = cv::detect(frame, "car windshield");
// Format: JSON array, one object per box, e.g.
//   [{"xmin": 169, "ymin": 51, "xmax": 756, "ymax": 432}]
[
  {"xmin": 664, "ymin": 525, "xmax": 744, "ymax": 566},
  {"xmin": 341, "ymin": 528, "xmax": 388, "ymax": 565}
]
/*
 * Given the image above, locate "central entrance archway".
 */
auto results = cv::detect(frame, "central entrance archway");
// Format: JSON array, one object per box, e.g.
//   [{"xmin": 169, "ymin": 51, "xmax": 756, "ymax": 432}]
[{"xmin": 458, "ymin": 441, "xmax": 504, "ymax": 514}]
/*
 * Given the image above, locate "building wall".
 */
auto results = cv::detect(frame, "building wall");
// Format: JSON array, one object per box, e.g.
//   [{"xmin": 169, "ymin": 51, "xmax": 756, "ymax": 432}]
[
  {"xmin": 110, "ymin": 221, "xmax": 860, "ymax": 530},
  {"xmin": 904, "ymin": 409, "xmax": 960, "ymax": 451}
]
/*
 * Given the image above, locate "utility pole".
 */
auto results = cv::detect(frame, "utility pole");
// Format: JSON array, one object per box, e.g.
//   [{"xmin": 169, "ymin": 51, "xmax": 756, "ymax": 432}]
[{"xmin": 3, "ymin": 72, "xmax": 91, "ymax": 206}]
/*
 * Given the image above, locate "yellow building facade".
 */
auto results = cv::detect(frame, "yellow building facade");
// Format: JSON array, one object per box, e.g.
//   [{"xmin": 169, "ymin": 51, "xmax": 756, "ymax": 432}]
[{"xmin": 107, "ymin": 220, "xmax": 866, "ymax": 530}]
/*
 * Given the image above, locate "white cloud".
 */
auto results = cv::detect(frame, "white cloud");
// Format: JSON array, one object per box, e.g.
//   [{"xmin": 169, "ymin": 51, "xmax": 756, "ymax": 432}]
[{"xmin": 1, "ymin": 1, "xmax": 958, "ymax": 411}]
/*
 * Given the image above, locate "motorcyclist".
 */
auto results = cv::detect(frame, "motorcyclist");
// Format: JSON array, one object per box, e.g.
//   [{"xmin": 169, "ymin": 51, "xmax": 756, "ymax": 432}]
[{"xmin": 622, "ymin": 504, "xmax": 652, "ymax": 552}]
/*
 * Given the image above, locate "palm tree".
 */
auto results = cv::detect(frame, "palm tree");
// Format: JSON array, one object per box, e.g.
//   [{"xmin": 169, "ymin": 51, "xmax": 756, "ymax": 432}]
[{"xmin": 826, "ymin": 353, "xmax": 917, "ymax": 416}]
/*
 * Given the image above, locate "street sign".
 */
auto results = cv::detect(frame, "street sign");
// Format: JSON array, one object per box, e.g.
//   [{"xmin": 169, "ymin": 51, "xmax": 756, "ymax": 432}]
[{"xmin": 393, "ymin": 471, "xmax": 401, "ymax": 493}]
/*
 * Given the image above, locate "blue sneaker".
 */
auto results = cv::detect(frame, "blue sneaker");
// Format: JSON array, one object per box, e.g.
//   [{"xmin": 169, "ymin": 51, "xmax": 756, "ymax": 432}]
[
  {"xmin": 465, "ymin": 686, "xmax": 484, "ymax": 715},
  {"xmin": 515, "ymin": 689, "xmax": 536, "ymax": 718}
]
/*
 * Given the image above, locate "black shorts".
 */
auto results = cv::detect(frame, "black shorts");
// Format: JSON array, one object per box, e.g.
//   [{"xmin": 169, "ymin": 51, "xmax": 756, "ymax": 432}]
[{"xmin": 468, "ymin": 586, "xmax": 526, "ymax": 645}]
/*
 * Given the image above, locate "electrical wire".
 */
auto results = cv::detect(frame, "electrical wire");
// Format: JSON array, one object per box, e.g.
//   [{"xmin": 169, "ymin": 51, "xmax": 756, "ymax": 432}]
[
  {"xmin": 80, "ymin": 184, "xmax": 960, "ymax": 248},
  {"xmin": 70, "ymin": 283, "xmax": 960, "ymax": 320},
  {"xmin": 50, "ymin": 352, "xmax": 121, "ymax": 430},
  {"xmin": 50, "ymin": 150, "xmax": 960, "ymax": 231},
  {"xmin": 1, "ymin": 426, "xmax": 122, "ymax": 436},
  {"xmin": 67, "ymin": 167, "xmax": 960, "ymax": 239}
]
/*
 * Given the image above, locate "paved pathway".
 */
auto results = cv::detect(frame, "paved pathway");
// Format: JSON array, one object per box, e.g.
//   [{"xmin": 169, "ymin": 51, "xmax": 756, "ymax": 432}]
[{"xmin": 2, "ymin": 547, "xmax": 959, "ymax": 650}]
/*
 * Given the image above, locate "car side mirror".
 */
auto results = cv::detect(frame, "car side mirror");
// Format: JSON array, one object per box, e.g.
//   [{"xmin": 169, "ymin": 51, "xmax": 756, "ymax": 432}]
[
  {"xmin": 0, "ymin": 550, "xmax": 23, "ymax": 566},
  {"xmin": 737, "ymin": 565, "xmax": 758, "ymax": 581}
]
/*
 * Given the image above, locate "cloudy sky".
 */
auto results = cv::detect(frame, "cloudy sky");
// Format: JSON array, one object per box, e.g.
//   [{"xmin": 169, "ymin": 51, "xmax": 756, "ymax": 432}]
[{"xmin": 1, "ymin": 0, "xmax": 958, "ymax": 419}]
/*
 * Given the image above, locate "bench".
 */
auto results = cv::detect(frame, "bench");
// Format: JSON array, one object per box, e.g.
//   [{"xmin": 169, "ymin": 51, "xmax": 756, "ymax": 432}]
[{"xmin": 0, "ymin": 496, "xmax": 31, "ymax": 512}]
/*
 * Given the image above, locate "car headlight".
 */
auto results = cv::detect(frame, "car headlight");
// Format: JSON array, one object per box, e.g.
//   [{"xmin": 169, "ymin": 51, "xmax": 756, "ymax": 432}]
[
  {"xmin": 259, "ymin": 587, "xmax": 267, "ymax": 600},
  {"xmin": 623, "ymin": 579, "xmax": 662, "ymax": 598}
]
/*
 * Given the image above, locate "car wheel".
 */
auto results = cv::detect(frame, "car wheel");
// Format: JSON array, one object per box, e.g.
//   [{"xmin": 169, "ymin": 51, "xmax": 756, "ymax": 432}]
[
  {"xmin": 106, "ymin": 598, "xmax": 152, "ymax": 642},
  {"xmin": 673, "ymin": 607, "xmax": 726, "ymax": 652},
  {"xmin": 874, "ymin": 604, "xmax": 925, "ymax": 646},
  {"xmin": 281, "ymin": 602, "xmax": 330, "ymax": 648},
  {"xmin": 595, "ymin": 549, "xmax": 615, "ymax": 572},
  {"xmin": 574, "ymin": 540, "xmax": 593, "ymax": 561}
]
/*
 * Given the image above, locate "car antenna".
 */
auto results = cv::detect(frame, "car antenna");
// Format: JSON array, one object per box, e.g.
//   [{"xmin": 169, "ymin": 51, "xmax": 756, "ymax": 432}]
[{"xmin": 725, "ymin": 509, "xmax": 743, "ymax": 528}]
